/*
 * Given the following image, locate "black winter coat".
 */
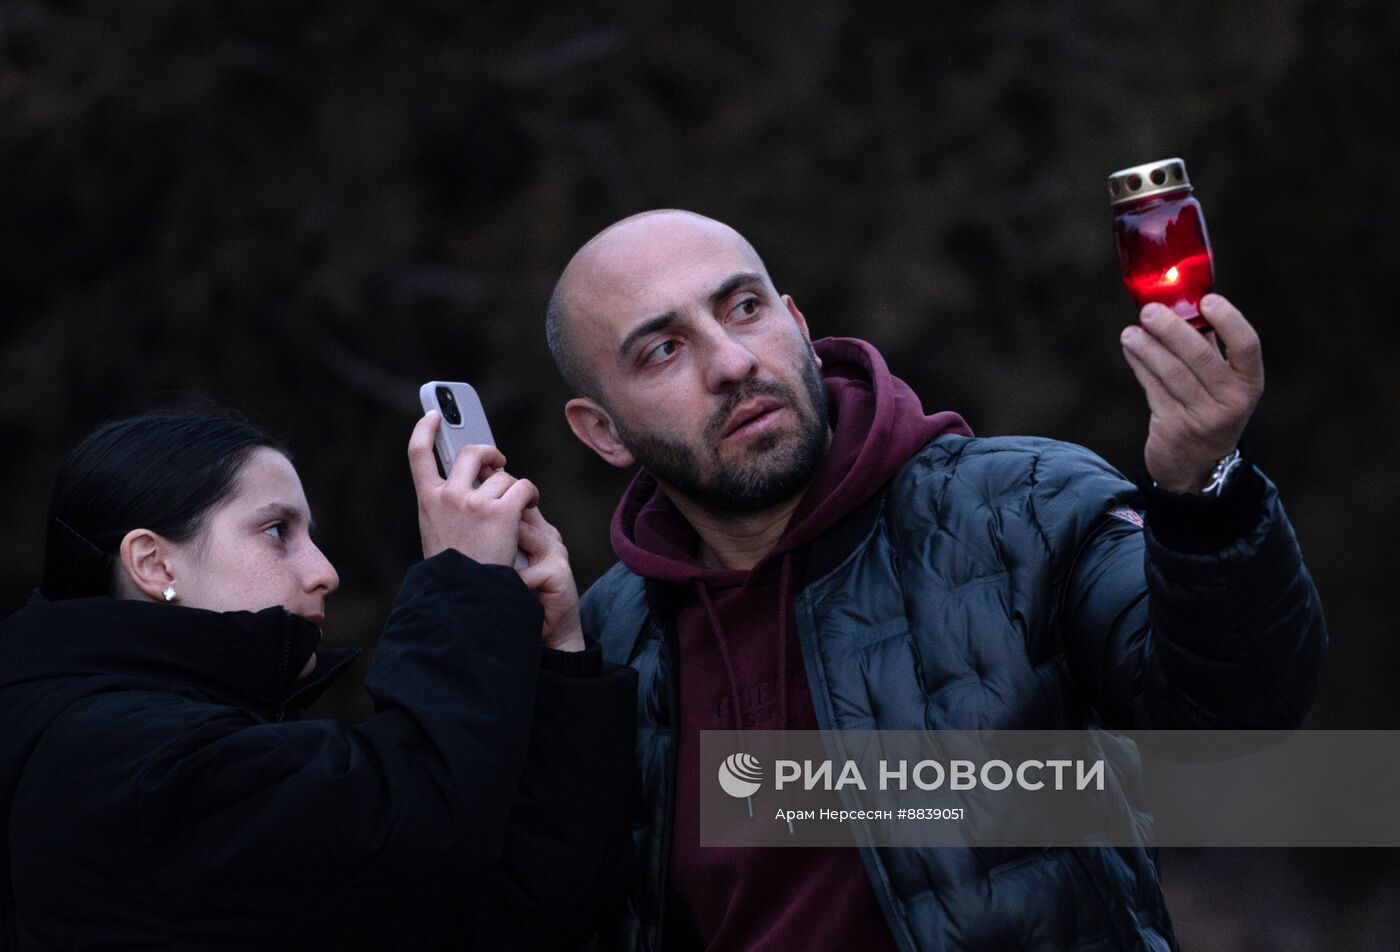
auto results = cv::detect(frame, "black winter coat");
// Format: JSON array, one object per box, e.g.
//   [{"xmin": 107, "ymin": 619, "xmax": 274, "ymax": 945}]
[
  {"xmin": 0, "ymin": 549, "xmax": 636, "ymax": 951},
  {"xmin": 583, "ymin": 435, "xmax": 1327, "ymax": 952}
]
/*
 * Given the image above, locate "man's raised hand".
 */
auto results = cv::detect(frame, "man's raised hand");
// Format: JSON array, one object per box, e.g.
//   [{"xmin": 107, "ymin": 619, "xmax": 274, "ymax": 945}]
[{"xmin": 1119, "ymin": 293, "xmax": 1265, "ymax": 492}]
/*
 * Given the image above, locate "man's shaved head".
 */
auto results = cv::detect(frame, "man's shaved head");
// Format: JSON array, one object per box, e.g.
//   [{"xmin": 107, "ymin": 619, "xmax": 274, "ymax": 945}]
[
  {"xmin": 545, "ymin": 210, "xmax": 772, "ymax": 402},
  {"xmin": 548, "ymin": 208, "xmax": 829, "ymax": 515}
]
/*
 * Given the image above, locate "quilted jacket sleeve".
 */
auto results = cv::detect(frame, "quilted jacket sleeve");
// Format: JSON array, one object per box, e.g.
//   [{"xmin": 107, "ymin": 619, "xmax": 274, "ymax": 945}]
[{"xmin": 1036, "ymin": 442, "xmax": 1327, "ymax": 730}]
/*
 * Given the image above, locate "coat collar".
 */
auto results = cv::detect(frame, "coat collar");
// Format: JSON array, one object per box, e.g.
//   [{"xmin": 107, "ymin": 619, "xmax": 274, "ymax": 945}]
[{"xmin": 0, "ymin": 594, "xmax": 358, "ymax": 720}]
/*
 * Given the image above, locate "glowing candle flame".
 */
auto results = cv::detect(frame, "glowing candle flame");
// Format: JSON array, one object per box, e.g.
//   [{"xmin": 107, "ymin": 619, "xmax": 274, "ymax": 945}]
[{"xmin": 1164, "ymin": 265, "xmax": 1180, "ymax": 284}]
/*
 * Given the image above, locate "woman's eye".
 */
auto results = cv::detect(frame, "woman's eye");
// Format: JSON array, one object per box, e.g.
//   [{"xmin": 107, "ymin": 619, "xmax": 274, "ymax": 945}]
[{"xmin": 264, "ymin": 522, "xmax": 287, "ymax": 541}]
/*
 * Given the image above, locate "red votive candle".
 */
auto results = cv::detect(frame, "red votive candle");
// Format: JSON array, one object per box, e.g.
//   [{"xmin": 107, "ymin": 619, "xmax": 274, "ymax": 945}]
[{"xmin": 1108, "ymin": 157, "xmax": 1215, "ymax": 331}]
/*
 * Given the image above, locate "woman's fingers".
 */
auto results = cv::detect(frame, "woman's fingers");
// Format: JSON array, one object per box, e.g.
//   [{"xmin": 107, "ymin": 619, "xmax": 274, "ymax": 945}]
[
  {"xmin": 411, "ymin": 429, "xmax": 527, "ymax": 565},
  {"xmin": 443, "ymin": 444, "xmax": 506, "ymax": 497},
  {"xmin": 511, "ymin": 504, "xmax": 583, "ymax": 651},
  {"xmin": 497, "ymin": 477, "xmax": 539, "ymax": 517},
  {"xmin": 472, "ymin": 468, "xmax": 518, "ymax": 502},
  {"xmin": 517, "ymin": 507, "xmax": 561, "ymax": 557},
  {"xmin": 407, "ymin": 412, "xmax": 444, "ymax": 497}
]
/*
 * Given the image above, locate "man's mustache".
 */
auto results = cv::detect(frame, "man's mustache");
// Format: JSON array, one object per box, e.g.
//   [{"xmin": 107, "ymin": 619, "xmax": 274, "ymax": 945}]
[{"xmin": 703, "ymin": 379, "xmax": 798, "ymax": 444}]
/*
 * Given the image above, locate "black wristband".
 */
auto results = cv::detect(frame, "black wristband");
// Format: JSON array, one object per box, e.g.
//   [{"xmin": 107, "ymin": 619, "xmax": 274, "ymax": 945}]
[{"xmin": 1137, "ymin": 452, "xmax": 1267, "ymax": 553}]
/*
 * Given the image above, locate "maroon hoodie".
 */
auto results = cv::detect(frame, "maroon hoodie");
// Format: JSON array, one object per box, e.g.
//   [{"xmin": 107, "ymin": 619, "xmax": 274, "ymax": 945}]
[{"xmin": 610, "ymin": 338, "xmax": 972, "ymax": 951}]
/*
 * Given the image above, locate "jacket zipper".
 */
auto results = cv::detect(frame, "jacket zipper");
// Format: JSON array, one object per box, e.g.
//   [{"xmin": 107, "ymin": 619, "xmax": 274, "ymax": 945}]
[
  {"xmin": 653, "ymin": 616, "xmax": 680, "ymax": 952},
  {"xmin": 793, "ymin": 585, "xmax": 917, "ymax": 952},
  {"xmin": 273, "ymin": 650, "xmax": 360, "ymax": 723}
]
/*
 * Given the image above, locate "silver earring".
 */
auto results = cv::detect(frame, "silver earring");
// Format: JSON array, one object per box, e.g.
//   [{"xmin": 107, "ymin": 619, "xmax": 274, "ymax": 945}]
[{"xmin": 162, "ymin": 585, "xmax": 177, "ymax": 603}]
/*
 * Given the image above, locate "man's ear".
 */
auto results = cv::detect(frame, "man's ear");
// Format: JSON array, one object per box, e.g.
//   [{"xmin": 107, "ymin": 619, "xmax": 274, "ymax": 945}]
[
  {"xmin": 783, "ymin": 295, "xmax": 821, "ymax": 368},
  {"xmin": 564, "ymin": 397, "xmax": 636, "ymax": 469},
  {"xmin": 117, "ymin": 528, "xmax": 179, "ymax": 602}
]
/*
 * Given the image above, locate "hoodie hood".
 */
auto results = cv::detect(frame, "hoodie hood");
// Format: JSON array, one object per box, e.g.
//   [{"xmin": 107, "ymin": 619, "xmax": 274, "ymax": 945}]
[{"xmin": 611, "ymin": 336, "xmax": 972, "ymax": 584}]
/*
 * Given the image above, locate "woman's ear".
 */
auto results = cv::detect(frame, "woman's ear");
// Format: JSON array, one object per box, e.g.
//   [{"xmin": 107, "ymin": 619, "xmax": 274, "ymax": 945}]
[{"xmin": 117, "ymin": 529, "xmax": 178, "ymax": 602}]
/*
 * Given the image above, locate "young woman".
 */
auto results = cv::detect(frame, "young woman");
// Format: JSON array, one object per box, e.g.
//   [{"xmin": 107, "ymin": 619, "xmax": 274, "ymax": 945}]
[{"xmin": 0, "ymin": 409, "xmax": 635, "ymax": 951}]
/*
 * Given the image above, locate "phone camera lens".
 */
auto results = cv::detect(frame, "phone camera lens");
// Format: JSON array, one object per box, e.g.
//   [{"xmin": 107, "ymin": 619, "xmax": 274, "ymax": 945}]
[{"xmin": 436, "ymin": 386, "xmax": 462, "ymax": 426}]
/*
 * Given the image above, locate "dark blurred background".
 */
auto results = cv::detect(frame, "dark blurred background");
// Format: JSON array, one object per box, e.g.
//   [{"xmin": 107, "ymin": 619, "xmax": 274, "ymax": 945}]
[{"xmin": 3, "ymin": 0, "xmax": 1397, "ymax": 946}]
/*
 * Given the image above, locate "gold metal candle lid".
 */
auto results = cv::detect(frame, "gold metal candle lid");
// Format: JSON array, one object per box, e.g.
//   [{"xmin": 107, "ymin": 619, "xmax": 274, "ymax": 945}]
[{"xmin": 1108, "ymin": 157, "xmax": 1192, "ymax": 206}]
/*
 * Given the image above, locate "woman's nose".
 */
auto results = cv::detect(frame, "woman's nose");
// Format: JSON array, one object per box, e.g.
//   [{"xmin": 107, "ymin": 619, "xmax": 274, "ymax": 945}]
[{"xmin": 304, "ymin": 543, "xmax": 340, "ymax": 595}]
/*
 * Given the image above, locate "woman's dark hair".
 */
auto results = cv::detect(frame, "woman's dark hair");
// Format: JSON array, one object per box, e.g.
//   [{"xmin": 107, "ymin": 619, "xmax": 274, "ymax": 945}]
[{"xmin": 41, "ymin": 410, "xmax": 285, "ymax": 600}]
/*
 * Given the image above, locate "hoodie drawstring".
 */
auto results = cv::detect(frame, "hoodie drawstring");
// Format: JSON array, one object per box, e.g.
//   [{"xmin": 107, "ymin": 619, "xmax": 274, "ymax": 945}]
[
  {"xmin": 776, "ymin": 553, "xmax": 796, "ymax": 834},
  {"xmin": 775, "ymin": 553, "xmax": 793, "ymax": 733},
  {"xmin": 695, "ymin": 581, "xmax": 746, "ymax": 732},
  {"xmin": 695, "ymin": 553, "xmax": 799, "ymax": 833},
  {"xmin": 696, "ymin": 580, "xmax": 758, "ymax": 820},
  {"xmin": 693, "ymin": 553, "xmax": 797, "ymax": 735}
]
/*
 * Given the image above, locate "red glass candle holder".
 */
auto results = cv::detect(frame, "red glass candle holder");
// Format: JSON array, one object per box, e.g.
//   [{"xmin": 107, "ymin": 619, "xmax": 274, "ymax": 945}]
[{"xmin": 1109, "ymin": 157, "xmax": 1215, "ymax": 331}]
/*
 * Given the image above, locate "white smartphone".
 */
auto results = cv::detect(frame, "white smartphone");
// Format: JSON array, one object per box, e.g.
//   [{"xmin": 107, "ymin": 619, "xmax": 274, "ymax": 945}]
[
  {"xmin": 418, "ymin": 381, "xmax": 529, "ymax": 570},
  {"xmin": 418, "ymin": 381, "xmax": 496, "ymax": 479}
]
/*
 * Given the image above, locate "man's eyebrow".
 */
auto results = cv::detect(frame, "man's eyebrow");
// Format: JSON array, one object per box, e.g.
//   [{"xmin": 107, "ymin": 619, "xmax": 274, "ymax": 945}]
[
  {"xmin": 708, "ymin": 272, "xmax": 766, "ymax": 308},
  {"xmin": 617, "ymin": 272, "xmax": 768, "ymax": 361},
  {"xmin": 619, "ymin": 312, "xmax": 681, "ymax": 361}
]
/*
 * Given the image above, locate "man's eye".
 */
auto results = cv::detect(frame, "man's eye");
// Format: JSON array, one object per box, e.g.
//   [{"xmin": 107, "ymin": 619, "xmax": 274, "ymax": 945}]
[
  {"xmin": 643, "ymin": 340, "xmax": 679, "ymax": 365},
  {"xmin": 264, "ymin": 522, "xmax": 287, "ymax": 541},
  {"xmin": 733, "ymin": 298, "xmax": 761, "ymax": 320}
]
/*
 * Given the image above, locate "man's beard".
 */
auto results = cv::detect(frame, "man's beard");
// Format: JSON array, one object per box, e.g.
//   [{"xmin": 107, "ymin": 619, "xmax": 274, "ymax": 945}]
[{"xmin": 612, "ymin": 348, "xmax": 830, "ymax": 514}]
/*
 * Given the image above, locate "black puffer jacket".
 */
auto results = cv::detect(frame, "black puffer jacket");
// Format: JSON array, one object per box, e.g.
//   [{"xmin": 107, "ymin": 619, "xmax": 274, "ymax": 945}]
[
  {"xmin": 583, "ymin": 435, "xmax": 1326, "ymax": 951},
  {"xmin": 0, "ymin": 549, "xmax": 636, "ymax": 951}
]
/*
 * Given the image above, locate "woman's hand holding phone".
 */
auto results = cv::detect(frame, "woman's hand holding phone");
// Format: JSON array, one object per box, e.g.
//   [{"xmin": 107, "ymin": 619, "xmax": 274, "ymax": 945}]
[
  {"xmin": 408, "ymin": 411, "xmax": 538, "ymax": 566},
  {"xmin": 409, "ymin": 399, "xmax": 584, "ymax": 651},
  {"xmin": 516, "ymin": 507, "xmax": 585, "ymax": 652}
]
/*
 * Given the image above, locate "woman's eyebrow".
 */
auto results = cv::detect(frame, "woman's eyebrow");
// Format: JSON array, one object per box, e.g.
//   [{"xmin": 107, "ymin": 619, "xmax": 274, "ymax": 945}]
[{"xmin": 249, "ymin": 502, "xmax": 312, "ymax": 532}]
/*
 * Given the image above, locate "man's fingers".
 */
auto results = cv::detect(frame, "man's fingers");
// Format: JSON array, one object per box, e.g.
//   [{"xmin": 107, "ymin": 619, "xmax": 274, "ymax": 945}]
[
  {"xmin": 1137, "ymin": 304, "xmax": 1232, "ymax": 392},
  {"xmin": 1121, "ymin": 323, "xmax": 1208, "ymax": 408},
  {"xmin": 1121, "ymin": 342, "xmax": 1183, "ymax": 418},
  {"xmin": 1199, "ymin": 294, "xmax": 1265, "ymax": 388},
  {"xmin": 407, "ymin": 411, "xmax": 443, "ymax": 496}
]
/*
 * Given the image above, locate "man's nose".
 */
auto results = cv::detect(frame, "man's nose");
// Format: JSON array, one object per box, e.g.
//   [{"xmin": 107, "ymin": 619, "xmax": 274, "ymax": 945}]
[{"xmin": 701, "ymin": 329, "xmax": 759, "ymax": 393}]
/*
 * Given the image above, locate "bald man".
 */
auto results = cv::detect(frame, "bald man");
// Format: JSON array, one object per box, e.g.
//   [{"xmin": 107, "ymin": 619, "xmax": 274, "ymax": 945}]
[{"xmin": 548, "ymin": 210, "xmax": 1325, "ymax": 952}]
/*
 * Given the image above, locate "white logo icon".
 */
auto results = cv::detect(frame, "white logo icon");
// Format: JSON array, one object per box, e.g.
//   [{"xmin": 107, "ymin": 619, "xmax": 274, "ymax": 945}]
[{"xmin": 718, "ymin": 752, "xmax": 764, "ymax": 799}]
